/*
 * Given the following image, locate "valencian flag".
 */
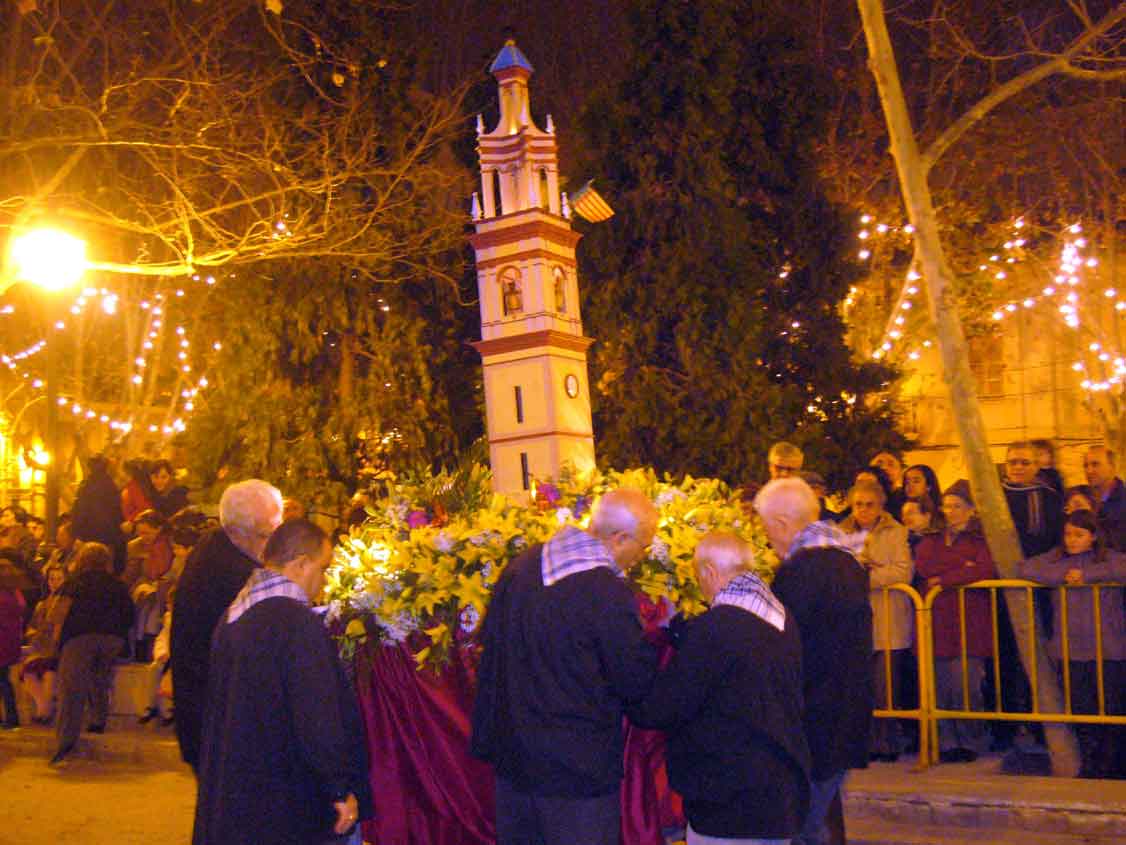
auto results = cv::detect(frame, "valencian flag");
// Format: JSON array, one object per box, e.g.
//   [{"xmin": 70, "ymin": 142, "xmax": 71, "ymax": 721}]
[{"xmin": 569, "ymin": 181, "xmax": 614, "ymax": 223}]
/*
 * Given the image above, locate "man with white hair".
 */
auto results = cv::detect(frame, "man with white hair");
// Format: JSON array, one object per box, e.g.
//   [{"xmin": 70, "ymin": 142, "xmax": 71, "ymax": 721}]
[
  {"xmin": 754, "ymin": 478, "xmax": 872, "ymax": 845},
  {"xmin": 471, "ymin": 488, "xmax": 661, "ymax": 845},
  {"xmin": 170, "ymin": 479, "xmax": 283, "ymax": 772},
  {"xmin": 629, "ymin": 532, "xmax": 810, "ymax": 845}
]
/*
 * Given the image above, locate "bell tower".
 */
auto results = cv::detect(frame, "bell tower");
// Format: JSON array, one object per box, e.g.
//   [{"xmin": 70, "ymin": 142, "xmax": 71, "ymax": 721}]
[{"xmin": 470, "ymin": 40, "xmax": 596, "ymax": 496}]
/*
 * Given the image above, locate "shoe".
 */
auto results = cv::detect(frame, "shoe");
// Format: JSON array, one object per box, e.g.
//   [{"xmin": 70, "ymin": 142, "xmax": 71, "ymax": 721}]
[
  {"xmin": 939, "ymin": 748, "xmax": 978, "ymax": 763},
  {"xmin": 138, "ymin": 708, "xmax": 158, "ymax": 725},
  {"xmin": 49, "ymin": 744, "xmax": 75, "ymax": 766},
  {"xmin": 0, "ymin": 722, "xmax": 19, "ymax": 731},
  {"xmin": 86, "ymin": 723, "xmax": 105, "ymax": 734}
]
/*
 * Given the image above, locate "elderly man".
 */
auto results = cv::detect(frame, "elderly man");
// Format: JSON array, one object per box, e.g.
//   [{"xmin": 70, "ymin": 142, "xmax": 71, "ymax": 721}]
[
  {"xmin": 471, "ymin": 489, "xmax": 660, "ymax": 845},
  {"xmin": 193, "ymin": 519, "xmax": 372, "ymax": 844},
  {"xmin": 1084, "ymin": 445, "xmax": 1126, "ymax": 550},
  {"xmin": 170, "ymin": 479, "xmax": 283, "ymax": 772},
  {"xmin": 1003, "ymin": 441, "xmax": 1063, "ymax": 559},
  {"xmin": 629, "ymin": 533, "xmax": 809, "ymax": 845},
  {"xmin": 754, "ymin": 478, "xmax": 872, "ymax": 845},
  {"xmin": 767, "ymin": 442, "xmax": 804, "ymax": 480}
]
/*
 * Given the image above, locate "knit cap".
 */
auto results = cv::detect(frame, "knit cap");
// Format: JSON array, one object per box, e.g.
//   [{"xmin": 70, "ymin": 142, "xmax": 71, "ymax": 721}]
[{"xmin": 944, "ymin": 479, "xmax": 974, "ymax": 508}]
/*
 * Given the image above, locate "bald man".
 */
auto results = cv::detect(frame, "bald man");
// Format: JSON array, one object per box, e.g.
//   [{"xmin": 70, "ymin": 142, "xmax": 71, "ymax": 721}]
[
  {"xmin": 754, "ymin": 479, "xmax": 872, "ymax": 845},
  {"xmin": 629, "ymin": 533, "xmax": 809, "ymax": 845},
  {"xmin": 471, "ymin": 489, "xmax": 660, "ymax": 845}
]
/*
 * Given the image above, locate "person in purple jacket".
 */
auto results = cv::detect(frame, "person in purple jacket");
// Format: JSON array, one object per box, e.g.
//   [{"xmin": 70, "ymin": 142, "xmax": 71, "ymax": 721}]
[{"xmin": 1020, "ymin": 509, "xmax": 1126, "ymax": 778}]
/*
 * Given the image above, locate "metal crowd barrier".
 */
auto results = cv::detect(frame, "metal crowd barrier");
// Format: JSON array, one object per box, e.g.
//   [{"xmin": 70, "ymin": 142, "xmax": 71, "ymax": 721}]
[
  {"xmin": 872, "ymin": 583, "xmax": 932, "ymax": 769},
  {"xmin": 912, "ymin": 579, "xmax": 1126, "ymax": 768}
]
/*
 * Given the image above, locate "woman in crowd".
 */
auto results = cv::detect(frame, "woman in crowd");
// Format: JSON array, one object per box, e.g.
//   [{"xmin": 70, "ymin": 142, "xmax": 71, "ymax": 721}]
[
  {"xmin": 120, "ymin": 458, "xmax": 155, "ymax": 537},
  {"xmin": 1019, "ymin": 509, "xmax": 1126, "ymax": 778},
  {"xmin": 20, "ymin": 564, "xmax": 66, "ymax": 724},
  {"xmin": 838, "ymin": 478, "xmax": 914, "ymax": 761},
  {"xmin": 50, "ymin": 542, "xmax": 134, "ymax": 765},
  {"xmin": 904, "ymin": 465, "xmax": 943, "ymax": 508},
  {"xmin": 913, "ymin": 480, "xmax": 998, "ymax": 763}
]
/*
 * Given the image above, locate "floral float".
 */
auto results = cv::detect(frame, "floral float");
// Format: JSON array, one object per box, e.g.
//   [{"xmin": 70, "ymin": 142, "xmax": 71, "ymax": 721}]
[{"xmin": 323, "ymin": 462, "xmax": 777, "ymax": 669}]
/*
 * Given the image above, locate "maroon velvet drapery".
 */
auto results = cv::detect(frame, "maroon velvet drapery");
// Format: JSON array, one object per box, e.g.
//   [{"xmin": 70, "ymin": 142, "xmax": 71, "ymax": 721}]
[{"xmin": 353, "ymin": 607, "xmax": 682, "ymax": 845}]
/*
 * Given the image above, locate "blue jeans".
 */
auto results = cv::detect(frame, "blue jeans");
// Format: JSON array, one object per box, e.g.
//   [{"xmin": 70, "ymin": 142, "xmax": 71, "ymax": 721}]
[{"xmin": 796, "ymin": 770, "xmax": 846, "ymax": 845}]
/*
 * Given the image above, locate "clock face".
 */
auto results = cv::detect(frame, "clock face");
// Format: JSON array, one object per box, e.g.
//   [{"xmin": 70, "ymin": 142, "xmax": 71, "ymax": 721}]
[{"xmin": 564, "ymin": 373, "xmax": 580, "ymax": 398}]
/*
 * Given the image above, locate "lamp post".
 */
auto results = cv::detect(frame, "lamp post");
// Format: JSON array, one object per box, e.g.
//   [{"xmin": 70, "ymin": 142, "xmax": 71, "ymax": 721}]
[{"xmin": 9, "ymin": 228, "xmax": 88, "ymax": 538}]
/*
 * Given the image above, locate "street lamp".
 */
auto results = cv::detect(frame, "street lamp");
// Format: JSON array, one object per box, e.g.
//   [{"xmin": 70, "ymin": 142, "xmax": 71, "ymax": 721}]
[{"xmin": 8, "ymin": 228, "xmax": 87, "ymax": 537}]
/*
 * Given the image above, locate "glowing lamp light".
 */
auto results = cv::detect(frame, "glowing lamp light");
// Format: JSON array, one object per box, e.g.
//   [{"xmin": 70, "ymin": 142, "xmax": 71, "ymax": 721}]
[{"xmin": 9, "ymin": 228, "xmax": 88, "ymax": 292}]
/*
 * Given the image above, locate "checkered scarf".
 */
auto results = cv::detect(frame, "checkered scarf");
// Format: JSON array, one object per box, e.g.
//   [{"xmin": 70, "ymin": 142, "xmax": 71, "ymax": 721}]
[
  {"xmin": 541, "ymin": 525, "xmax": 620, "ymax": 587},
  {"xmin": 226, "ymin": 567, "xmax": 307, "ymax": 623},
  {"xmin": 786, "ymin": 519, "xmax": 855, "ymax": 560},
  {"xmin": 711, "ymin": 571, "xmax": 786, "ymax": 632}
]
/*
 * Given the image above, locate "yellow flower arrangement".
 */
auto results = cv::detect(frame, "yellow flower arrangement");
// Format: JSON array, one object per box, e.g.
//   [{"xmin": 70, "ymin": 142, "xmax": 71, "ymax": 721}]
[{"xmin": 322, "ymin": 465, "xmax": 777, "ymax": 669}]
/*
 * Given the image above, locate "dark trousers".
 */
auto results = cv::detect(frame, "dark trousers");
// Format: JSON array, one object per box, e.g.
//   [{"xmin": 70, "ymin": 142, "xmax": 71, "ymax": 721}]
[
  {"xmin": 495, "ymin": 776, "xmax": 619, "ymax": 845},
  {"xmin": 871, "ymin": 650, "xmax": 906, "ymax": 755},
  {"xmin": 56, "ymin": 633, "xmax": 123, "ymax": 752},
  {"xmin": 0, "ymin": 664, "xmax": 18, "ymax": 726},
  {"xmin": 1064, "ymin": 660, "xmax": 1126, "ymax": 778}
]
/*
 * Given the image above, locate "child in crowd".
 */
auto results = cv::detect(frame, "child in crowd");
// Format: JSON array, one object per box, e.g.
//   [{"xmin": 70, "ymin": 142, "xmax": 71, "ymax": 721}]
[
  {"xmin": 1020, "ymin": 509, "xmax": 1126, "ymax": 778},
  {"xmin": 20, "ymin": 564, "xmax": 66, "ymax": 724}
]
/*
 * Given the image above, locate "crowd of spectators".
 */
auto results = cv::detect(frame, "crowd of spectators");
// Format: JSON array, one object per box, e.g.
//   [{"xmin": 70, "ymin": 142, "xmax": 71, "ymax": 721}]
[{"xmin": 761, "ymin": 438, "xmax": 1126, "ymax": 779}]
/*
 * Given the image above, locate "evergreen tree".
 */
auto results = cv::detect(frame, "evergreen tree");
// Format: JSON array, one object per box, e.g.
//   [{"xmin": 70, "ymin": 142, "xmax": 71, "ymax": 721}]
[{"xmin": 573, "ymin": 0, "xmax": 906, "ymax": 489}]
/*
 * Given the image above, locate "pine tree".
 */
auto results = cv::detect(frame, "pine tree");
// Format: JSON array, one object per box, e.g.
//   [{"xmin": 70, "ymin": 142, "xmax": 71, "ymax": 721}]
[{"xmin": 573, "ymin": 0, "xmax": 906, "ymax": 489}]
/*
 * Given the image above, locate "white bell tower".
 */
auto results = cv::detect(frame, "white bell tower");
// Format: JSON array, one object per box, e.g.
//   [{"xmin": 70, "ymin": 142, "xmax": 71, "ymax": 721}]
[{"xmin": 470, "ymin": 40, "xmax": 596, "ymax": 496}]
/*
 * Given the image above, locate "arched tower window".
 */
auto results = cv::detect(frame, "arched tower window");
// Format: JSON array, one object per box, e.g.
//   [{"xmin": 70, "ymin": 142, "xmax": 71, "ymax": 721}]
[
  {"xmin": 539, "ymin": 169, "xmax": 551, "ymax": 211},
  {"xmin": 492, "ymin": 171, "xmax": 503, "ymax": 216},
  {"xmin": 500, "ymin": 267, "xmax": 523, "ymax": 316},
  {"xmin": 552, "ymin": 267, "xmax": 567, "ymax": 314}
]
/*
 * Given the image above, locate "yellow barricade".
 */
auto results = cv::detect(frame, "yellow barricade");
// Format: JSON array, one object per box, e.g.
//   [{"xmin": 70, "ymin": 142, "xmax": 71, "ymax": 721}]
[
  {"xmin": 871, "ymin": 582, "xmax": 932, "ymax": 770},
  {"xmin": 917, "ymin": 579, "xmax": 1126, "ymax": 768}
]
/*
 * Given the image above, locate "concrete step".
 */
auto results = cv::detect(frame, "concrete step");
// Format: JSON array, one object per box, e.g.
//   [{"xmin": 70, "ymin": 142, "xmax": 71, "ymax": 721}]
[
  {"xmin": 848, "ymin": 816, "xmax": 1122, "ymax": 845},
  {"xmin": 845, "ymin": 755, "xmax": 1126, "ymax": 844}
]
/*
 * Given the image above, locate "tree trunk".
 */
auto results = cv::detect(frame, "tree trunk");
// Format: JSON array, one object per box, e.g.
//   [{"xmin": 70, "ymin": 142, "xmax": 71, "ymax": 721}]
[{"xmin": 856, "ymin": 0, "xmax": 1079, "ymax": 775}]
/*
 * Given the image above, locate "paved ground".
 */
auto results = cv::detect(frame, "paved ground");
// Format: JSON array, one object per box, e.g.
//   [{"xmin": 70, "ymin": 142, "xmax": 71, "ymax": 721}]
[{"xmin": 0, "ymin": 744, "xmax": 195, "ymax": 845}]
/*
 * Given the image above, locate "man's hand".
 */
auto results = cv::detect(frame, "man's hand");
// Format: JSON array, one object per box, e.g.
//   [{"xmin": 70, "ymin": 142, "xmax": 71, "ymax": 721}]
[
  {"xmin": 1064, "ymin": 568, "xmax": 1084, "ymax": 586},
  {"xmin": 926, "ymin": 576, "xmax": 941, "ymax": 589},
  {"xmin": 332, "ymin": 793, "xmax": 359, "ymax": 835}
]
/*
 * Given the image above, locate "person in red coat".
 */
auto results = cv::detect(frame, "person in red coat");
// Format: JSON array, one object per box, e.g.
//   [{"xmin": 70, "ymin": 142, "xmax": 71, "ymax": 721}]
[
  {"xmin": 0, "ymin": 556, "xmax": 28, "ymax": 730},
  {"xmin": 914, "ymin": 480, "xmax": 998, "ymax": 762}
]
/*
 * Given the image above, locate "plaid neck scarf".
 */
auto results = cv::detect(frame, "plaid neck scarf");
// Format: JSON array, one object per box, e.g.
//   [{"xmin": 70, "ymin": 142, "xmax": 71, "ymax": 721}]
[
  {"xmin": 711, "ymin": 571, "xmax": 786, "ymax": 632},
  {"xmin": 227, "ymin": 568, "xmax": 308, "ymax": 623},
  {"xmin": 786, "ymin": 519, "xmax": 854, "ymax": 560},
  {"xmin": 541, "ymin": 525, "xmax": 620, "ymax": 587}
]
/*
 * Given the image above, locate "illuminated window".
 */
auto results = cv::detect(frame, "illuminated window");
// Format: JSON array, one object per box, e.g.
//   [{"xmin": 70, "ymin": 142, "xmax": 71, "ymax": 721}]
[{"xmin": 968, "ymin": 333, "xmax": 1004, "ymax": 396}]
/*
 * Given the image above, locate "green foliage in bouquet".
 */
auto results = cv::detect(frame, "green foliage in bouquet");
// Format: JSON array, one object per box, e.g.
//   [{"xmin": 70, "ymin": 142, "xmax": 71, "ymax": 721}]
[{"xmin": 323, "ymin": 464, "xmax": 778, "ymax": 670}]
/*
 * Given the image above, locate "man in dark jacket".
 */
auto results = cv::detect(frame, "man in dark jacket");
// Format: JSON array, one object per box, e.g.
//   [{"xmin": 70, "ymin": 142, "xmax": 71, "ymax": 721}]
[
  {"xmin": 755, "ymin": 478, "xmax": 873, "ymax": 845},
  {"xmin": 629, "ymin": 532, "xmax": 809, "ymax": 844},
  {"xmin": 470, "ymin": 488, "xmax": 660, "ymax": 845},
  {"xmin": 71, "ymin": 454, "xmax": 126, "ymax": 574},
  {"xmin": 1085, "ymin": 445, "xmax": 1126, "ymax": 551},
  {"xmin": 194, "ymin": 518, "xmax": 372, "ymax": 844},
  {"xmin": 170, "ymin": 478, "xmax": 282, "ymax": 771},
  {"xmin": 1003, "ymin": 442, "xmax": 1064, "ymax": 558},
  {"xmin": 50, "ymin": 542, "xmax": 134, "ymax": 764}
]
